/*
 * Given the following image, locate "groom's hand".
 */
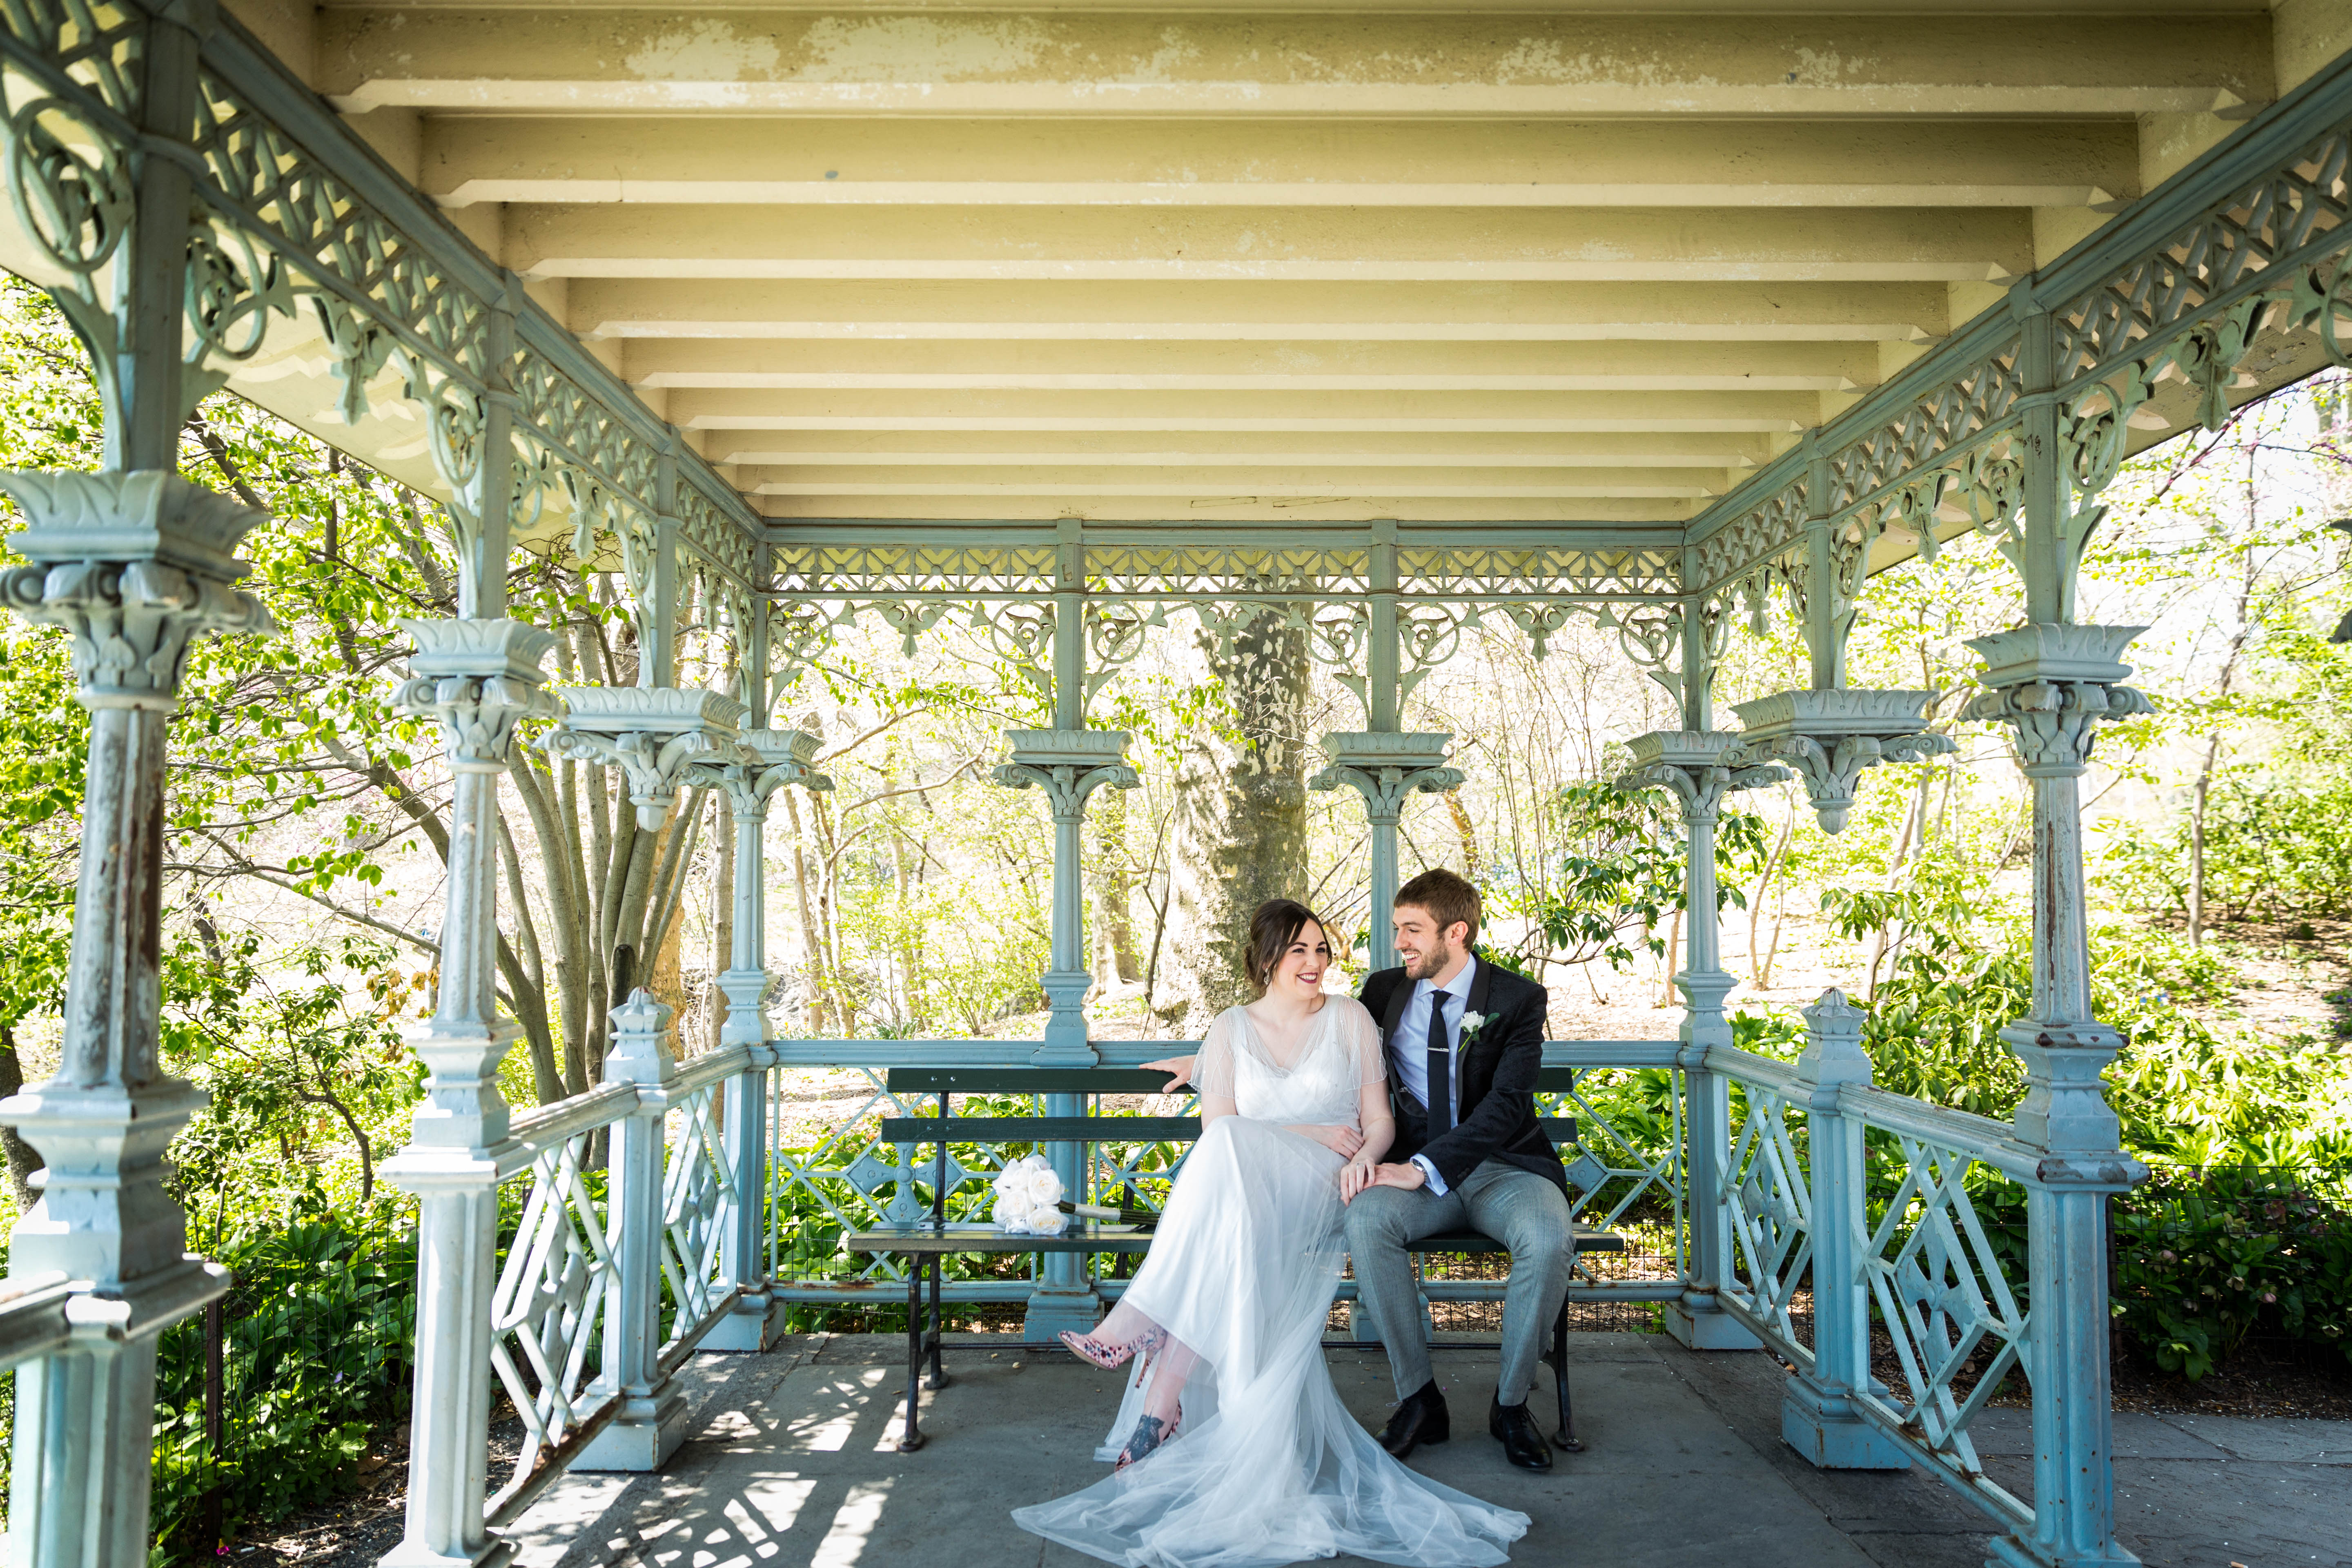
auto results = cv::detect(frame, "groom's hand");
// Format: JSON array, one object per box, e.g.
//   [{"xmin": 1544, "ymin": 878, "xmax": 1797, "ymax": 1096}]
[
  {"xmin": 1140, "ymin": 1054, "xmax": 1198, "ymax": 1091},
  {"xmin": 1355, "ymin": 1161, "xmax": 1428, "ymax": 1198}
]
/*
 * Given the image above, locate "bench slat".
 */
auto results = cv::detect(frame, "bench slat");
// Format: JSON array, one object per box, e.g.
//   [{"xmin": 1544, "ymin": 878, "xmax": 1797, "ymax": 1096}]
[
  {"xmin": 886, "ymin": 1069, "xmax": 1184, "ymax": 1095},
  {"xmin": 878, "ymin": 1115, "xmax": 1579, "ymax": 1145},
  {"xmin": 878, "ymin": 1116, "xmax": 1199, "ymax": 1143},
  {"xmin": 844, "ymin": 1222, "xmax": 1626, "ymax": 1256},
  {"xmin": 884, "ymin": 1066, "xmax": 1595, "ymax": 1095}
]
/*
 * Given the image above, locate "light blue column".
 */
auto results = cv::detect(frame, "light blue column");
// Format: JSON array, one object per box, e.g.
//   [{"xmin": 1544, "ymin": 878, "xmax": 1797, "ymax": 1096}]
[
  {"xmin": 1965, "ymin": 314, "xmax": 2146, "ymax": 1568},
  {"xmin": 577, "ymin": 993, "xmax": 690, "ymax": 1470},
  {"xmin": 992, "ymin": 526, "xmax": 1139, "ymax": 1339},
  {"xmin": 1781, "ymin": 990, "xmax": 1910, "ymax": 1468}
]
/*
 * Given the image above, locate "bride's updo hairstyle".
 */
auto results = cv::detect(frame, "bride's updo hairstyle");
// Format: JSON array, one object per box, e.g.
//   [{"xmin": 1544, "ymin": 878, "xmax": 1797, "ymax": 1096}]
[{"xmin": 1243, "ymin": 899, "xmax": 1328, "ymax": 996}]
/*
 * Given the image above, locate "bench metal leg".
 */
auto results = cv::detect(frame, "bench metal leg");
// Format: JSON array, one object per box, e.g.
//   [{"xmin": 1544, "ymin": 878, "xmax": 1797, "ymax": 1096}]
[
  {"xmin": 926, "ymin": 1254, "xmax": 947, "ymax": 1389},
  {"xmin": 899, "ymin": 1260, "xmax": 927, "ymax": 1452},
  {"xmin": 1545, "ymin": 1300, "xmax": 1583, "ymax": 1452}
]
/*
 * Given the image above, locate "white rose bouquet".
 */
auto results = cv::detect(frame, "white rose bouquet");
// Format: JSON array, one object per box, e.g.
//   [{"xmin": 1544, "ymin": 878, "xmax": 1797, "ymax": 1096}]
[{"xmin": 989, "ymin": 1153, "xmax": 1066, "ymax": 1234}]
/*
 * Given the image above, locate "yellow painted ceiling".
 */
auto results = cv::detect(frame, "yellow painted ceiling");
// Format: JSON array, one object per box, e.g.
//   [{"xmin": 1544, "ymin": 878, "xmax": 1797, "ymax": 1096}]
[{"xmin": 210, "ymin": 0, "xmax": 2352, "ymax": 526}]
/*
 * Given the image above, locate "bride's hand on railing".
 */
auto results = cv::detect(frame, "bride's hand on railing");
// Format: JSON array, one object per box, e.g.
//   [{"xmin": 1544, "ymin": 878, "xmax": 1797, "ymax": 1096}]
[
  {"xmin": 1140, "ymin": 1054, "xmax": 1198, "ymax": 1091},
  {"xmin": 1291, "ymin": 1123, "xmax": 1364, "ymax": 1158}
]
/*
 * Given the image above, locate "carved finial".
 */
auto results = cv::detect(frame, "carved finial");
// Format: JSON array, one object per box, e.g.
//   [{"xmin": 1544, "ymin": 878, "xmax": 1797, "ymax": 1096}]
[{"xmin": 1796, "ymin": 987, "xmax": 1873, "ymax": 1087}]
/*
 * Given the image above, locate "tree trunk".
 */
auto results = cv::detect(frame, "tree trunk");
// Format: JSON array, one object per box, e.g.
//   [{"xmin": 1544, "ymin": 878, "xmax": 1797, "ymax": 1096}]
[
  {"xmin": 1157, "ymin": 605, "xmax": 1311, "ymax": 1027},
  {"xmin": 0, "ymin": 1025, "xmax": 41, "ymax": 1214},
  {"xmin": 1091, "ymin": 783, "xmax": 1140, "ymax": 985},
  {"xmin": 2189, "ymin": 733, "xmax": 2220, "ymax": 945},
  {"xmin": 783, "ymin": 787, "xmax": 829, "ymax": 1032},
  {"xmin": 1748, "ymin": 791, "xmax": 1794, "ymax": 987},
  {"xmin": 710, "ymin": 793, "xmax": 735, "ymax": 1052}
]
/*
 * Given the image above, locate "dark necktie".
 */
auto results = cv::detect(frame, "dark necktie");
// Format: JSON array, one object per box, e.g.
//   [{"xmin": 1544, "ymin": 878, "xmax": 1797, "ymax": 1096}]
[{"xmin": 1426, "ymin": 989, "xmax": 1453, "ymax": 1136}]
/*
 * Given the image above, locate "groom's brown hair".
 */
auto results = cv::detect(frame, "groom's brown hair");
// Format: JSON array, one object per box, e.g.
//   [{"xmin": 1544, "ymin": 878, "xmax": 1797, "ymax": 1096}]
[{"xmin": 1394, "ymin": 868, "xmax": 1480, "ymax": 944}]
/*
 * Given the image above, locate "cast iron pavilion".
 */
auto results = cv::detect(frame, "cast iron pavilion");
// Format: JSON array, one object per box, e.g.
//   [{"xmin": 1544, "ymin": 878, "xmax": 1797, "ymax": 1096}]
[{"xmin": 1, "ymin": 5, "xmax": 2348, "ymax": 1567}]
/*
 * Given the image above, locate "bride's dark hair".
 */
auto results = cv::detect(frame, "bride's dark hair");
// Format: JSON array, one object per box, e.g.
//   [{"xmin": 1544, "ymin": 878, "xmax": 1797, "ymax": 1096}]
[{"xmin": 1244, "ymin": 899, "xmax": 1329, "ymax": 994}]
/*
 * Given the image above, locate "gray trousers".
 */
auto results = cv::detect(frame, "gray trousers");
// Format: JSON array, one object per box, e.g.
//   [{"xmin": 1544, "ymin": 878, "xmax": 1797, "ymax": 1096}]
[{"xmin": 1342, "ymin": 1160, "xmax": 1575, "ymax": 1404}]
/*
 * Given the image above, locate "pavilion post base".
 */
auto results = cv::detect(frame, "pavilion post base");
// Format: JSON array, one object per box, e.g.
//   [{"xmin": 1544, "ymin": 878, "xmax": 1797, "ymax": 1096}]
[
  {"xmin": 1664, "ymin": 1299, "xmax": 1761, "ymax": 1351},
  {"xmin": 576, "ymin": 1385, "xmax": 691, "ymax": 1472},
  {"xmin": 1023, "ymin": 1284, "xmax": 1104, "ymax": 1343},
  {"xmin": 1781, "ymin": 1381, "xmax": 1911, "ymax": 1470},
  {"xmin": 1987, "ymin": 1535, "xmax": 2142, "ymax": 1568},
  {"xmin": 699, "ymin": 1290, "xmax": 791, "ymax": 1352}
]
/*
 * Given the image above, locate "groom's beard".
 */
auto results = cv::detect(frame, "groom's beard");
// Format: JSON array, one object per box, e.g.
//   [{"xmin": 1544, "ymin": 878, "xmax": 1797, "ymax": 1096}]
[{"xmin": 1403, "ymin": 938, "xmax": 1457, "ymax": 980}]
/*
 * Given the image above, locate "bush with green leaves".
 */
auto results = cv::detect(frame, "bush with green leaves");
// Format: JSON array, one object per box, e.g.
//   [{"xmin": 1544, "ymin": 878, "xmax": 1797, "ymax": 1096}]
[
  {"xmin": 146, "ymin": 1199, "xmax": 419, "ymax": 1558},
  {"xmin": 2110, "ymin": 1167, "xmax": 2352, "ymax": 1380},
  {"xmin": 2103, "ymin": 768, "xmax": 2352, "ymax": 924}
]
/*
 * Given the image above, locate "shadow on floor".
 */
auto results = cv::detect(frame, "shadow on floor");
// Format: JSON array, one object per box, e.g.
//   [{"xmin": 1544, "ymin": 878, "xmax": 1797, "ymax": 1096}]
[{"xmin": 501, "ymin": 1332, "xmax": 2350, "ymax": 1568}]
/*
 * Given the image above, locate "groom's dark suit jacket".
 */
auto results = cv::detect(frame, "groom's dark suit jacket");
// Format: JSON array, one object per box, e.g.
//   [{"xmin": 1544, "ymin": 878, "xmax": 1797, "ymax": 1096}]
[{"xmin": 1360, "ymin": 958, "xmax": 1566, "ymax": 1196}]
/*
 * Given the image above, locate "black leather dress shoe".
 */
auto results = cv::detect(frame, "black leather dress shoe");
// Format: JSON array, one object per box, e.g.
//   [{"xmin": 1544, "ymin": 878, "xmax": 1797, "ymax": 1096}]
[
  {"xmin": 1490, "ymin": 1396, "xmax": 1554, "ymax": 1470},
  {"xmin": 1378, "ymin": 1381, "xmax": 1450, "ymax": 1459}
]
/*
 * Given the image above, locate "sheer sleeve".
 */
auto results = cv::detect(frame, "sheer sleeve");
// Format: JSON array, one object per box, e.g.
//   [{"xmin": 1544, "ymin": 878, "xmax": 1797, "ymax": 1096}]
[
  {"xmin": 1196, "ymin": 1009, "xmax": 1240, "ymax": 1102},
  {"xmin": 1341, "ymin": 998, "xmax": 1388, "ymax": 1089}
]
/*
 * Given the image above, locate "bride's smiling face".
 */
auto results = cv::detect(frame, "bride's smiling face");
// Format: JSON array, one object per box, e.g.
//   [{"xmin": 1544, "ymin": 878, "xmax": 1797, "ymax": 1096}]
[{"xmin": 1267, "ymin": 920, "xmax": 1332, "ymax": 1001}]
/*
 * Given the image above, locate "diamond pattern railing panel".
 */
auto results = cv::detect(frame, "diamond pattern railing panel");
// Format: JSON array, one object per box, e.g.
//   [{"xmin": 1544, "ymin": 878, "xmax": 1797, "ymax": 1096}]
[
  {"xmin": 487, "ymin": 1132, "xmax": 616, "ymax": 1517},
  {"xmin": 1719, "ymin": 1081, "xmax": 1814, "ymax": 1358},
  {"xmin": 1855, "ymin": 1134, "xmax": 2030, "ymax": 1484},
  {"xmin": 658, "ymin": 1078, "xmax": 737, "ymax": 1351}
]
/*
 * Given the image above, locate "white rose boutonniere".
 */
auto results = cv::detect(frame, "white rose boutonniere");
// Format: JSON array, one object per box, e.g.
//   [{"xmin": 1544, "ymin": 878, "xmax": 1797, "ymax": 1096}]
[{"xmin": 1456, "ymin": 1009, "xmax": 1488, "ymax": 1049}]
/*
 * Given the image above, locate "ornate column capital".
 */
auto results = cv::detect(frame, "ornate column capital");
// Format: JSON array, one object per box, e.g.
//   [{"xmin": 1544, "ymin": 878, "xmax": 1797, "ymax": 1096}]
[
  {"xmin": 1617, "ymin": 730, "xmax": 1789, "ymax": 825},
  {"xmin": 0, "ymin": 471, "xmax": 273, "ymax": 710},
  {"xmin": 543, "ymin": 686, "xmax": 747, "ymax": 828},
  {"xmin": 1308, "ymin": 731, "xmax": 1463, "ymax": 823},
  {"xmin": 991, "ymin": 727, "xmax": 1138, "ymax": 817},
  {"xmin": 1962, "ymin": 624, "xmax": 2152, "ymax": 778},
  {"xmin": 393, "ymin": 619, "xmax": 558, "ymax": 772},
  {"xmin": 690, "ymin": 726, "xmax": 832, "ymax": 817},
  {"xmin": 1727, "ymin": 690, "xmax": 1956, "ymax": 832}
]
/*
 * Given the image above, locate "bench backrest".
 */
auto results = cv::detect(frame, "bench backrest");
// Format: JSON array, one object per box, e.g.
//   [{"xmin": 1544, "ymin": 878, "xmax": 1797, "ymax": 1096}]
[{"xmin": 878, "ymin": 1065, "xmax": 1580, "ymax": 1147}]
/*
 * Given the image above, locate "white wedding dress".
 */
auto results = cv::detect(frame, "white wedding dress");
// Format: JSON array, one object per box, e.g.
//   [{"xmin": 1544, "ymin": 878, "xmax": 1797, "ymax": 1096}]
[{"xmin": 1011, "ymin": 997, "xmax": 1529, "ymax": 1568}]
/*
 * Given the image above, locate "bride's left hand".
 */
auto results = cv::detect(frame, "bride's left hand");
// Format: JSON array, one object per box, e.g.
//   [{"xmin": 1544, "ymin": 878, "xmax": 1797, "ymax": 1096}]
[{"xmin": 1339, "ymin": 1158, "xmax": 1380, "ymax": 1203}]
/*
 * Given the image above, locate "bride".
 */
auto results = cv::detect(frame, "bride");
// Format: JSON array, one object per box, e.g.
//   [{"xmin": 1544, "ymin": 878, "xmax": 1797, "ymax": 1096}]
[{"xmin": 1011, "ymin": 900, "xmax": 1529, "ymax": 1568}]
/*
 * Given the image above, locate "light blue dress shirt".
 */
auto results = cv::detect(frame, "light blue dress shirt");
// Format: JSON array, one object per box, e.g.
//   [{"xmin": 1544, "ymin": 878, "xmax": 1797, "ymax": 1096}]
[{"xmin": 1388, "ymin": 955, "xmax": 1477, "ymax": 1196}]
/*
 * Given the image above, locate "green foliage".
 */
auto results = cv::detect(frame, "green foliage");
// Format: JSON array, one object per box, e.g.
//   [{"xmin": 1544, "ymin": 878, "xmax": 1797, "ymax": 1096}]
[
  {"xmin": 2110, "ymin": 1168, "xmax": 2352, "ymax": 1380},
  {"xmin": 1500, "ymin": 780, "xmax": 1765, "ymax": 973},
  {"xmin": 2104, "ymin": 769, "xmax": 2352, "ymax": 922},
  {"xmin": 147, "ymin": 1200, "xmax": 418, "ymax": 1557}
]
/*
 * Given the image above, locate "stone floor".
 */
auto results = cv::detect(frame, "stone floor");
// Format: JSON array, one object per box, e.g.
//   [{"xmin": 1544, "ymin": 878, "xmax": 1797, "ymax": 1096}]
[{"xmin": 505, "ymin": 1333, "xmax": 2352, "ymax": 1568}]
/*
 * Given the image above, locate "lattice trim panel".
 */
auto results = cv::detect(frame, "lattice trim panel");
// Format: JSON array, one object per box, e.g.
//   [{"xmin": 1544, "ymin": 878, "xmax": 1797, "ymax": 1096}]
[
  {"xmin": 1719, "ymin": 1082, "xmax": 1815, "ymax": 1358},
  {"xmin": 1691, "ymin": 81, "xmax": 2352, "ymax": 597},
  {"xmin": 488, "ymin": 1132, "xmax": 616, "ymax": 1517},
  {"xmin": 1854, "ymin": 1133, "xmax": 2031, "ymax": 1498}
]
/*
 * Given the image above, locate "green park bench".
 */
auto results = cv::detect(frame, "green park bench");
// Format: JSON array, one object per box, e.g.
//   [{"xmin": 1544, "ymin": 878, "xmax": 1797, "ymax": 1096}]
[{"xmin": 846, "ymin": 1065, "xmax": 1624, "ymax": 1454}]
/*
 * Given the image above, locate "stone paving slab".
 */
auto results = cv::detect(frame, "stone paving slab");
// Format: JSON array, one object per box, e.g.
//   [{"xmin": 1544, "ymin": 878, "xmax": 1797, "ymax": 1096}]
[{"xmin": 503, "ymin": 1334, "xmax": 2352, "ymax": 1568}]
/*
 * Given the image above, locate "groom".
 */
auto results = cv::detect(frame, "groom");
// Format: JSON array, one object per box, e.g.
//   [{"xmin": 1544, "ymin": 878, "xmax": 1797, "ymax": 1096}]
[
  {"xmin": 1345, "ymin": 868, "xmax": 1572, "ymax": 1472},
  {"xmin": 1147, "ymin": 868, "xmax": 1573, "ymax": 1471}
]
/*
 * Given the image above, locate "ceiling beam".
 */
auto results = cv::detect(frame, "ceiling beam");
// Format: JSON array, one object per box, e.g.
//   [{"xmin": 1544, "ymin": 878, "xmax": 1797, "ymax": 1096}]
[
  {"xmin": 620, "ymin": 338, "xmax": 1880, "ymax": 394},
  {"xmin": 507, "ymin": 204, "xmax": 2033, "ymax": 283},
  {"xmin": 423, "ymin": 115, "xmax": 2141, "ymax": 211},
  {"xmin": 320, "ymin": 9, "xmax": 2271, "ymax": 118},
  {"xmin": 665, "ymin": 388, "xmax": 1824, "ymax": 433},
  {"xmin": 565, "ymin": 278, "xmax": 1952, "ymax": 343}
]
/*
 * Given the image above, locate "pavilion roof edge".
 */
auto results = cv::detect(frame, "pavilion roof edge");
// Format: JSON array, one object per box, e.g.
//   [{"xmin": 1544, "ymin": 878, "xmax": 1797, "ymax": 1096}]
[
  {"xmin": 198, "ymin": 5, "xmax": 762, "ymax": 549},
  {"xmin": 1684, "ymin": 38, "xmax": 2352, "ymax": 562}
]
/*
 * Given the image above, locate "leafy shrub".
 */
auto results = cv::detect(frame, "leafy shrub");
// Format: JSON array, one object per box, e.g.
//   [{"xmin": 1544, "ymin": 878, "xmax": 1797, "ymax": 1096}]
[
  {"xmin": 2103, "ymin": 770, "xmax": 2352, "ymax": 923},
  {"xmin": 147, "ymin": 1199, "xmax": 417, "ymax": 1557},
  {"xmin": 2111, "ymin": 1167, "xmax": 2352, "ymax": 1380}
]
